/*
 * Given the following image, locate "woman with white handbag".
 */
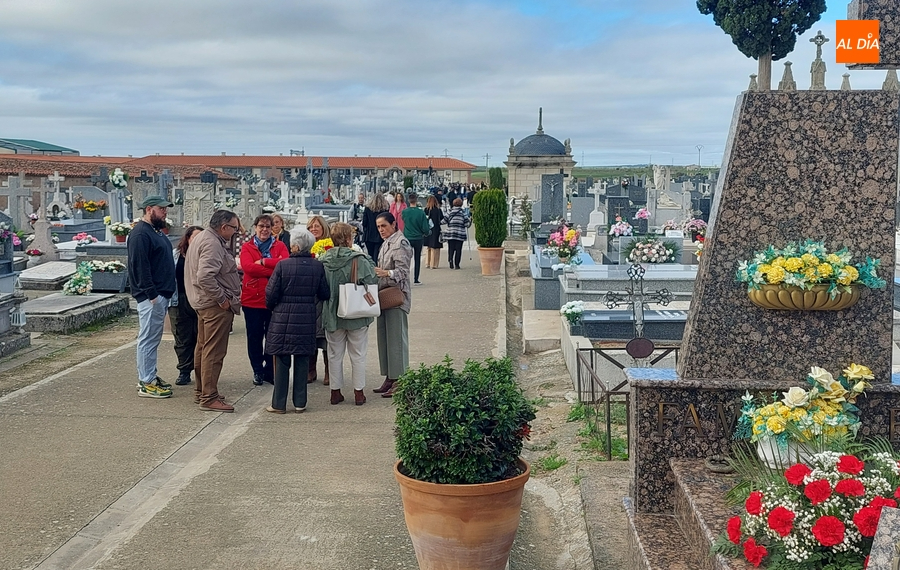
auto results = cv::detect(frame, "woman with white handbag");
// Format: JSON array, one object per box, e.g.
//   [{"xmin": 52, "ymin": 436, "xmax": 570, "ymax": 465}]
[{"xmin": 318, "ymin": 223, "xmax": 379, "ymax": 406}]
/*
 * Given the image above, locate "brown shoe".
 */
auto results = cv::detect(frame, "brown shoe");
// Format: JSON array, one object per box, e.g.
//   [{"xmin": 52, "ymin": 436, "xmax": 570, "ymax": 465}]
[
  {"xmin": 200, "ymin": 399, "xmax": 234, "ymax": 412},
  {"xmin": 265, "ymin": 406, "xmax": 286, "ymax": 414},
  {"xmin": 195, "ymin": 394, "xmax": 226, "ymax": 404},
  {"xmin": 372, "ymin": 377, "xmax": 394, "ymax": 393},
  {"xmin": 330, "ymin": 390, "xmax": 345, "ymax": 405},
  {"xmin": 382, "ymin": 381, "xmax": 397, "ymax": 398},
  {"xmin": 354, "ymin": 390, "xmax": 366, "ymax": 406}
]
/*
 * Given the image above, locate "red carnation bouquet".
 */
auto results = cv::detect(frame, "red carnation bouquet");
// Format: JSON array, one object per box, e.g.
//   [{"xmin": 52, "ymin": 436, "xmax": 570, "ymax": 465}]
[{"xmin": 714, "ymin": 449, "xmax": 900, "ymax": 568}]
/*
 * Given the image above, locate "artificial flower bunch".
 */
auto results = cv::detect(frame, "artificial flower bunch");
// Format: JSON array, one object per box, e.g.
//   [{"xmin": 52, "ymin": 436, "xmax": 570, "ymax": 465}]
[
  {"xmin": 72, "ymin": 232, "xmax": 98, "ymax": 246},
  {"xmin": 634, "ymin": 207, "xmax": 650, "ymax": 220},
  {"xmin": 25, "ymin": 248, "xmax": 43, "ymax": 256},
  {"xmin": 682, "ymin": 218, "xmax": 707, "ymax": 236},
  {"xmin": 625, "ymin": 237, "xmax": 679, "ymax": 264},
  {"xmin": 108, "ymin": 222, "xmax": 131, "ymax": 236},
  {"xmin": 0, "ymin": 222, "xmax": 13, "ymax": 241},
  {"xmin": 662, "ymin": 219, "xmax": 680, "ymax": 232},
  {"xmin": 62, "ymin": 262, "xmax": 92, "ymax": 296},
  {"xmin": 544, "ymin": 225, "xmax": 582, "ymax": 261},
  {"xmin": 83, "ymin": 200, "xmax": 107, "ymax": 213},
  {"xmin": 735, "ymin": 240, "xmax": 885, "ymax": 298},
  {"xmin": 108, "ymin": 168, "xmax": 128, "ymax": 189},
  {"xmin": 87, "ymin": 260, "xmax": 126, "ymax": 273},
  {"xmin": 694, "ymin": 235, "xmax": 704, "ymax": 259},
  {"xmin": 559, "ymin": 300, "xmax": 585, "ymax": 325},
  {"xmin": 735, "ymin": 364, "xmax": 872, "ymax": 447},
  {"xmin": 608, "ymin": 215, "xmax": 633, "ymax": 237},
  {"xmin": 715, "ymin": 449, "xmax": 900, "ymax": 568},
  {"xmin": 310, "ymin": 238, "xmax": 334, "ymax": 257}
]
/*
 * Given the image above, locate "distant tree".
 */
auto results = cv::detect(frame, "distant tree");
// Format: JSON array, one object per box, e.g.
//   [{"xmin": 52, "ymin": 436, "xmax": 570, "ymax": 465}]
[
  {"xmin": 403, "ymin": 176, "xmax": 414, "ymax": 190},
  {"xmin": 488, "ymin": 167, "xmax": 505, "ymax": 190},
  {"xmin": 696, "ymin": 0, "xmax": 826, "ymax": 91}
]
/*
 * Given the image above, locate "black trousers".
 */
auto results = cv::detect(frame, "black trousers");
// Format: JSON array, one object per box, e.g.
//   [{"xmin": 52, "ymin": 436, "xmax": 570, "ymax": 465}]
[
  {"xmin": 168, "ymin": 301, "xmax": 197, "ymax": 372},
  {"xmin": 447, "ymin": 240, "xmax": 463, "ymax": 268},
  {"xmin": 273, "ymin": 354, "xmax": 309, "ymax": 410},
  {"xmin": 408, "ymin": 238, "xmax": 423, "ymax": 282},
  {"xmin": 243, "ymin": 306, "xmax": 273, "ymax": 380},
  {"xmin": 366, "ymin": 241, "xmax": 382, "ymax": 265}
]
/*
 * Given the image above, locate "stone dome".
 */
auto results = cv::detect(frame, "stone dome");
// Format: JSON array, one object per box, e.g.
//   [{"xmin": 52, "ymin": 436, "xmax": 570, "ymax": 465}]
[{"xmin": 513, "ymin": 133, "xmax": 566, "ymax": 156}]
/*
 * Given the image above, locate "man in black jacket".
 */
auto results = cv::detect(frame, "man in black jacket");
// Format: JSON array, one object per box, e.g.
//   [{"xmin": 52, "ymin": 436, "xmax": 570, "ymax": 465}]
[{"xmin": 128, "ymin": 195, "xmax": 177, "ymax": 398}]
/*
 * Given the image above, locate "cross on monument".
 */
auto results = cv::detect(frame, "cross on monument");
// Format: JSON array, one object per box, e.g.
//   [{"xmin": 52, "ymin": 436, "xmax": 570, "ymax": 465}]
[
  {"xmin": 90, "ymin": 167, "xmax": 109, "ymax": 190},
  {"xmin": 603, "ymin": 263, "xmax": 673, "ymax": 361},
  {"xmin": 2, "ymin": 173, "xmax": 33, "ymax": 230},
  {"xmin": 810, "ymin": 30, "xmax": 829, "ymax": 91},
  {"xmin": 47, "ymin": 171, "xmax": 65, "ymax": 194}
]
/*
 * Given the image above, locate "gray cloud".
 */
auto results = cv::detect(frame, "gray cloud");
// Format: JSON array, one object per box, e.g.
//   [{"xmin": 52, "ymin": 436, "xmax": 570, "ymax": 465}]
[{"xmin": 0, "ymin": 0, "xmax": 884, "ymax": 165}]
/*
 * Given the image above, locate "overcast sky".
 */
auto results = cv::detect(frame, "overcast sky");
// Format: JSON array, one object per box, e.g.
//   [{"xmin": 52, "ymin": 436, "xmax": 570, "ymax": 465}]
[{"xmin": 0, "ymin": 0, "xmax": 881, "ymax": 167}]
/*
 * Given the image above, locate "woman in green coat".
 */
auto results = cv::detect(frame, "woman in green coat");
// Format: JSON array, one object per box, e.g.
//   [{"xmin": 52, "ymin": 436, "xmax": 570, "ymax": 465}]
[{"xmin": 318, "ymin": 222, "xmax": 379, "ymax": 406}]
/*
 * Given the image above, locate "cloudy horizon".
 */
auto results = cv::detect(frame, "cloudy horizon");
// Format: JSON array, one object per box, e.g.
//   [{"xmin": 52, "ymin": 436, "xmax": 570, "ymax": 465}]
[{"xmin": 0, "ymin": 0, "xmax": 882, "ymax": 168}]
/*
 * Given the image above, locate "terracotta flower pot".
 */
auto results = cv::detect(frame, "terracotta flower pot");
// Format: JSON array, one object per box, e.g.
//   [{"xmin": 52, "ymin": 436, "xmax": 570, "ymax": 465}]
[
  {"xmin": 394, "ymin": 459, "xmax": 529, "ymax": 570},
  {"xmin": 477, "ymin": 246, "xmax": 503, "ymax": 276},
  {"xmin": 114, "ymin": 234, "xmax": 127, "ymax": 243}
]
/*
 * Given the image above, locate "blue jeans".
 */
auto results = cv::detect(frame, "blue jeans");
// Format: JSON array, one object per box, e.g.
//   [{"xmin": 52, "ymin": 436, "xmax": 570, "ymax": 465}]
[
  {"xmin": 136, "ymin": 296, "xmax": 169, "ymax": 383},
  {"xmin": 243, "ymin": 306, "xmax": 273, "ymax": 380}
]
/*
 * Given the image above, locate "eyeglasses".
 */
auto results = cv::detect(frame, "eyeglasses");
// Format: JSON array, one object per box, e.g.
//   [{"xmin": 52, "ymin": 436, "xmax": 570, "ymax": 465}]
[
  {"xmin": 225, "ymin": 224, "xmax": 239, "ymax": 231},
  {"xmin": 256, "ymin": 225, "xmax": 271, "ymax": 229}
]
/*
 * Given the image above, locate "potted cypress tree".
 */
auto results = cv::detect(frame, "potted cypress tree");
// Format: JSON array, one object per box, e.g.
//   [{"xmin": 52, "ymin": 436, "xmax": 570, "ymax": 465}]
[
  {"xmin": 471, "ymin": 188, "xmax": 507, "ymax": 275},
  {"xmin": 393, "ymin": 357, "xmax": 536, "ymax": 570}
]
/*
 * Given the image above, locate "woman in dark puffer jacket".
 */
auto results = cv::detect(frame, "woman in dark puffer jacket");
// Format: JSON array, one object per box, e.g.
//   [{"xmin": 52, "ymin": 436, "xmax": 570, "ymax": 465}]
[{"xmin": 264, "ymin": 227, "xmax": 330, "ymax": 413}]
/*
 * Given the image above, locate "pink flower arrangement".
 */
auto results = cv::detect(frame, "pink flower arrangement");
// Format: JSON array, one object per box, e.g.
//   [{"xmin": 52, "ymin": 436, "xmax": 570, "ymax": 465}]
[
  {"xmin": 544, "ymin": 225, "xmax": 582, "ymax": 262},
  {"xmin": 634, "ymin": 207, "xmax": 650, "ymax": 220},
  {"xmin": 608, "ymin": 216, "xmax": 633, "ymax": 237},
  {"xmin": 73, "ymin": 232, "xmax": 98, "ymax": 246}
]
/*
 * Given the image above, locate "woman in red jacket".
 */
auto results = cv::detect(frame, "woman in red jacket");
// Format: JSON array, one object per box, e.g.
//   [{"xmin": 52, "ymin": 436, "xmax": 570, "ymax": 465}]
[{"xmin": 240, "ymin": 214, "xmax": 290, "ymax": 386}]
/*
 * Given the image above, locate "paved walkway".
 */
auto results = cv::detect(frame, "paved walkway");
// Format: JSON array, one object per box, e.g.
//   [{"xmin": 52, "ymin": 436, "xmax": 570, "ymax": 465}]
[{"xmin": 0, "ymin": 256, "xmax": 507, "ymax": 570}]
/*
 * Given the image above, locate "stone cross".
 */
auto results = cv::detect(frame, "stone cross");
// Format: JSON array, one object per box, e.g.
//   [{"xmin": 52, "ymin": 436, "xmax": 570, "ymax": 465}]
[
  {"xmin": 810, "ymin": 30, "xmax": 829, "ymax": 90},
  {"xmin": 45, "ymin": 172, "xmax": 70, "ymax": 220},
  {"xmin": 278, "ymin": 181, "xmax": 290, "ymax": 205},
  {"xmin": 90, "ymin": 167, "xmax": 109, "ymax": 190},
  {"xmin": 48, "ymin": 171, "xmax": 64, "ymax": 194},
  {"xmin": 238, "ymin": 179, "xmax": 252, "ymax": 220},
  {"xmin": 1, "ymin": 174, "xmax": 33, "ymax": 230}
]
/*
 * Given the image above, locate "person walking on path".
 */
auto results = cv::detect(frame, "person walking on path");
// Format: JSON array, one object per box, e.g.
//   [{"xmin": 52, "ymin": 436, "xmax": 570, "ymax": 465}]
[
  {"xmin": 264, "ymin": 227, "xmax": 330, "ymax": 413},
  {"xmin": 168, "ymin": 225, "xmax": 204, "ymax": 386},
  {"xmin": 373, "ymin": 212, "xmax": 413, "ymax": 398},
  {"xmin": 362, "ymin": 192, "xmax": 389, "ymax": 263},
  {"xmin": 390, "ymin": 192, "xmax": 407, "ymax": 232},
  {"xmin": 441, "ymin": 198, "xmax": 471, "ymax": 270},
  {"xmin": 319, "ymin": 222, "xmax": 378, "ymax": 406},
  {"xmin": 128, "ymin": 195, "xmax": 177, "ymax": 399},
  {"xmin": 400, "ymin": 192, "xmax": 430, "ymax": 285},
  {"xmin": 240, "ymin": 214, "xmax": 289, "ymax": 386},
  {"xmin": 423, "ymin": 195, "xmax": 444, "ymax": 269},
  {"xmin": 185, "ymin": 210, "xmax": 243, "ymax": 413}
]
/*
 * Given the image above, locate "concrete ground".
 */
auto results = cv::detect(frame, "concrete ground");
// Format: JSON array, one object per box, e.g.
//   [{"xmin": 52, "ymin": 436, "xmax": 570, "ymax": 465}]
[{"xmin": 0, "ymin": 254, "xmax": 572, "ymax": 570}]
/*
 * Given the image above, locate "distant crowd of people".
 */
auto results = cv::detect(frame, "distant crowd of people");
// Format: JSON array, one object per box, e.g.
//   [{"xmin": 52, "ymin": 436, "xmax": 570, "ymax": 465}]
[{"xmin": 127, "ymin": 189, "xmax": 462, "ymax": 413}]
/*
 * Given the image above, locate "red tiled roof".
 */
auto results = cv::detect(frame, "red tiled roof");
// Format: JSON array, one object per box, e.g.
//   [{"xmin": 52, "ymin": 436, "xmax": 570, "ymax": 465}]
[
  {"xmin": 131, "ymin": 155, "xmax": 477, "ymax": 170},
  {"xmin": 0, "ymin": 156, "xmax": 236, "ymax": 180}
]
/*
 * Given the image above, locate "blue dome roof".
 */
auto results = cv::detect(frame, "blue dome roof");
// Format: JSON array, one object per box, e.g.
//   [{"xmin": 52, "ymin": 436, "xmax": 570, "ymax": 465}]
[{"xmin": 513, "ymin": 133, "xmax": 566, "ymax": 156}]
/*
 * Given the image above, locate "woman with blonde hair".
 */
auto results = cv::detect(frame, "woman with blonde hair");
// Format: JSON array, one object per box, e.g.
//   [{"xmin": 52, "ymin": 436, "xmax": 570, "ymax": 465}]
[
  {"xmin": 362, "ymin": 192, "xmax": 389, "ymax": 263},
  {"xmin": 306, "ymin": 214, "xmax": 332, "ymax": 385},
  {"xmin": 306, "ymin": 215, "xmax": 331, "ymax": 242},
  {"xmin": 390, "ymin": 192, "xmax": 407, "ymax": 232},
  {"xmin": 319, "ymin": 223, "xmax": 378, "ymax": 405}
]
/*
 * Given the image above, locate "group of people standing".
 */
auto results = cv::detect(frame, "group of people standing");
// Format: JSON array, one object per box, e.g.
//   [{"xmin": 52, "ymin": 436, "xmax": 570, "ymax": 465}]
[{"xmin": 128, "ymin": 195, "xmax": 414, "ymax": 414}]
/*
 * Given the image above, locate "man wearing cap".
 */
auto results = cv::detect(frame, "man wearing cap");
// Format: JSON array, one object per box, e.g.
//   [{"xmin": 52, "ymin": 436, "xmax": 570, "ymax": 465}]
[{"xmin": 128, "ymin": 195, "xmax": 177, "ymax": 398}]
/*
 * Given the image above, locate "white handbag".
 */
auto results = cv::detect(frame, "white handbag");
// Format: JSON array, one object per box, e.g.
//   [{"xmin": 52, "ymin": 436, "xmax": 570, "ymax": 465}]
[{"xmin": 337, "ymin": 257, "xmax": 380, "ymax": 319}]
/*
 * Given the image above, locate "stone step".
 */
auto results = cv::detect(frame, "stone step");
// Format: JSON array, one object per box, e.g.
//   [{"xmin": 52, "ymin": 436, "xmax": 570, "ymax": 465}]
[
  {"xmin": 623, "ymin": 497, "xmax": 699, "ymax": 570},
  {"xmin": 670, "ymin": 459, "xmax": 754, "ymax": 570}
]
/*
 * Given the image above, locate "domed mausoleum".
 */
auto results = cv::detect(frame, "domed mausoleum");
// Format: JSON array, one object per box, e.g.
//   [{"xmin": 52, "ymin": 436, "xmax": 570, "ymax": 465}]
[{"xmin": 505, "ymin": 109, "xmax": 576, "ymax": 201}]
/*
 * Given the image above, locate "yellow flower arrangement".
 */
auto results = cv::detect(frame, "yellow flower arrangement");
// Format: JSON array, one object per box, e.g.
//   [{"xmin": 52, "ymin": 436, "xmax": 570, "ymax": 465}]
[
  {"xmin": 310, "ymin": 238, "xmax": 334, "ymax": 258},
  {"xmin": 737, "ymin": 364, "xmax": 871, "ymax": 446}
]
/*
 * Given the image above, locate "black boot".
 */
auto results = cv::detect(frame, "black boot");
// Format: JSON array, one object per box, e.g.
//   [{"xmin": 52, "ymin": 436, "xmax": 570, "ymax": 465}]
[{"xmin": 175, "ymin": 370, "xmax": 192, "ymax": 386}]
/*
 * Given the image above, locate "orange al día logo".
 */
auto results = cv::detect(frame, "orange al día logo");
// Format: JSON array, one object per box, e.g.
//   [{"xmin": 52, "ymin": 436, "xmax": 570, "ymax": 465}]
[{"xmin": 835, "ymin": 20, "xmax": 880, "ymax": 64}]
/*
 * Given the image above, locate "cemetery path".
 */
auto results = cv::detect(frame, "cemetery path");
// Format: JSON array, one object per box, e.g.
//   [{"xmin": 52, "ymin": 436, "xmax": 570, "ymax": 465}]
[{"xmin": 0, "ymin": 253, "xmax": 594, "ymax": 570}]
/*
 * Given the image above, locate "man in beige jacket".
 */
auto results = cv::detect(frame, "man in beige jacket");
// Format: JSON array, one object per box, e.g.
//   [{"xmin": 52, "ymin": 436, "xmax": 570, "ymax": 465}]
[{"xmin": 185, "ymin": 209, "xmax": 242, "ymax": 412}]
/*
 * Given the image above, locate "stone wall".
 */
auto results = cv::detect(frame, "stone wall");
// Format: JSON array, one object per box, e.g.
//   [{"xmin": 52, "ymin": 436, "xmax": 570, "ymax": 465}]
[
  {"xmin": 678, "ymin": 90, "xmax": 900, "ymax": 382},
  {"xmin": 849, "ymin": 0, "xmax": 900, "ymax": 69}
]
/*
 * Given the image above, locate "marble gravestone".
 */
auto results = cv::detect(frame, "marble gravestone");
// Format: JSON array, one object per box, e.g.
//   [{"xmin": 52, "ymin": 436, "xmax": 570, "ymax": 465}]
[
  {"xmin": 627, "ymin": 90, "xmax": 900, "ymax": 515},
  {"xmin": 538, "ymin": 173, "xmax": 564, "ymax": 223},
  {"xmin": 848, "ymin": 0, "xmax": 900, "ymax": 70}
]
